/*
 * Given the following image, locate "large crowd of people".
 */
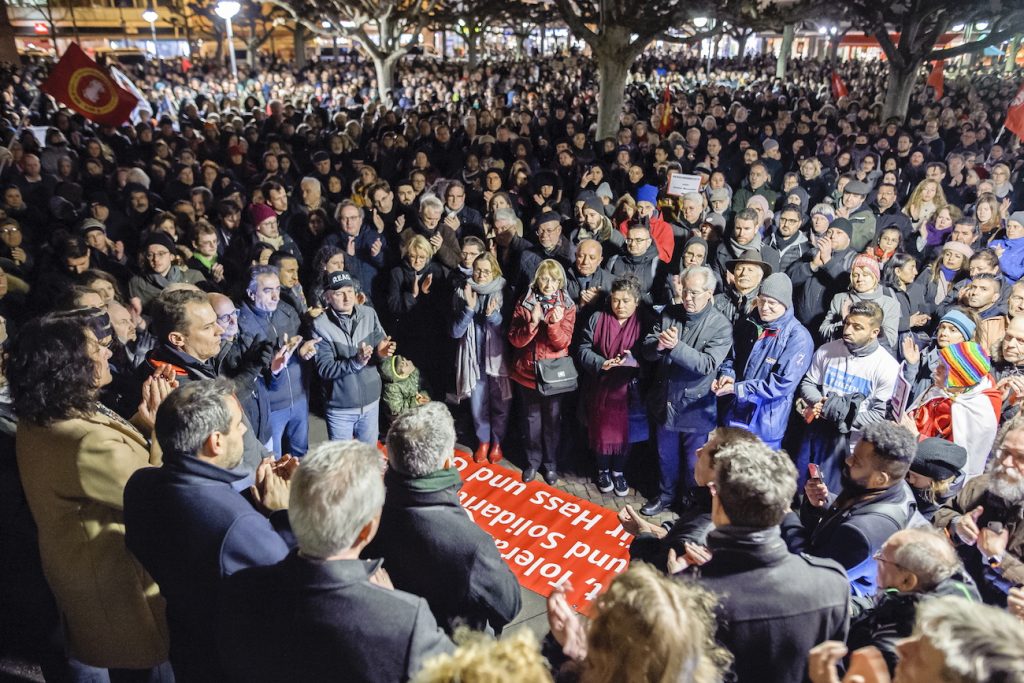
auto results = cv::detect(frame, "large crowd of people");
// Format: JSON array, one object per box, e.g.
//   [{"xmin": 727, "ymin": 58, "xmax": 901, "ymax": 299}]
[{"xmin": 1, "ymin": 43, "xmax": 1023, "ymax": 682}]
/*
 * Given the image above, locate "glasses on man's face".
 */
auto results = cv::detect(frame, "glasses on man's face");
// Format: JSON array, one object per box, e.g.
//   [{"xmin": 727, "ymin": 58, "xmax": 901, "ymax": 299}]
[
  {"xmin": 216, "ymin": 309, "xmax": 239, "ymax": 324},
  {"xmin": 779, "ymin": 217, "xmax": 800, "ymax": 225},
  {"xmin": 625, "ymin": 237, "xmax": 650, "ymax": 244},
  {"xmin": 537, "ymin": 226, "xmax": 560, "ymax": 236},
  {"xmin": 871, "ymin": 549, "xmax": 907, "ymax": 571},
  {"xmin": 682, "ymin": 289, "xmax": 708, "ymax": 299},
  {"xmin": 447, "ymin": 193, "xmax": 465, "ymax": 200}
]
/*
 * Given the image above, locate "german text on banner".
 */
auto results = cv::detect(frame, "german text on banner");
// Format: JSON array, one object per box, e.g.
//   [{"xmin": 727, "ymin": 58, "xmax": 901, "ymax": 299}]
[
  {"xmin": 41, "ymin": 43, "xmax": 139, "ymax": 127},
  {"xmin": 455, "ymin": 451, "xmax": 633, "ymax": 615}
]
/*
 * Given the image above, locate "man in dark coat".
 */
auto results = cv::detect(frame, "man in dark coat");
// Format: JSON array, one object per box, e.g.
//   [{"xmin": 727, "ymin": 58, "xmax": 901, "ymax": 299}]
[
  {"xmin": 124, "ymin": 379, "xmax": 294, "ymax": 683},
  {"xmin": 640, "ymin": 264, "xmax": 733, "ymax": 515},
  {"xmin": 365, "ymin": 402, "xmax": 521, "ymax": 634},
  {"xmin": 218, "ymin": 440, "xmax": 454, "ymax": 683},
  {"xmin": 794, "ymin": 421, "xmax": 918, "ymax": 596},
  {"xmin": 684, "ymin": 439, "xmax": 850, "ymax": 683},
  {"xmin": 788, "ymin": 217, "xmax": 857, "ymax": 343}
]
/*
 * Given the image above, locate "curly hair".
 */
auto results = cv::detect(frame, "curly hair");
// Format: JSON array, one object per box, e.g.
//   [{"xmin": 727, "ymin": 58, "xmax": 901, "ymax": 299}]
[
  {"xmin": 581, "ymin": 564, "xmax": 731, "ymax": 683},
  {"xmin": 413, "ymin": 629, "xmax": 552, "ymax": 683},
  {"xmin": 7, "ymin": 316, "xmax": 98, "ymax": 426}
]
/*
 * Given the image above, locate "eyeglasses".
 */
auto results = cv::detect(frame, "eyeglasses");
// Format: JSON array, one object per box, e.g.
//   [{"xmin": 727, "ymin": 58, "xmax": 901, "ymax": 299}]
[
  {"xmin": 872, "ymin": 549, "xmax": 907, "ymax": 571},
  {"xmin": 0, "ymin": 226, "xmax": 20, "ymax": 234},
  {"xmin": 216, "ymin": 309, "xmax": 239, "ymax": 324},
  {"xmin": 682, "ymin": 289, "xmax": 709, "ymax": 299},
  {"xmin": 625, "ymin": 237, "xmax": 650, "ymax": 244},
  {"xmin": 537, "ymin": 226, "xmax": 561, "ymax": 235}
]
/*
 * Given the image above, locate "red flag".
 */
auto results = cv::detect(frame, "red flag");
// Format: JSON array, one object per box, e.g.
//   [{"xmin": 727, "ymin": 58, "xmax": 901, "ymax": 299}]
[
  {"xmin": 1006, "ymin": 82, "xmax": 1024, "ymax": 140},
  {"xmin": 658, "ymin": 86, "xmax": 672, "ymax": 135},
  {"xmin": 927, "ymin": 60, "xmax": 944, "ymax": 100},
  {"xmin": 181, "ymin": 56, "xmax": 192, "ymax": 72},
  {"xmin": 830, "ymin": 71, "xmax": 848, "ymax": 100},
  {"xmin": 41, "ymin": 43, "xmax": 138, "ymax": 127}
]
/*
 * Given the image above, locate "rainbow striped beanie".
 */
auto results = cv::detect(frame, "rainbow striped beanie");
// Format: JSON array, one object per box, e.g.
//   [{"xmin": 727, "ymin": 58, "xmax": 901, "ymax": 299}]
[{"xmin": 939, "ymin": 341, "xmax": 991, "ymax": 388}]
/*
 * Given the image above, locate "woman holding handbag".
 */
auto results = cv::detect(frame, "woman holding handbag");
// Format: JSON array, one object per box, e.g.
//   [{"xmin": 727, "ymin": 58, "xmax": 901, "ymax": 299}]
[{"xmin": 508, "ymin": 259, "xmax": 577, "ymax": 485}]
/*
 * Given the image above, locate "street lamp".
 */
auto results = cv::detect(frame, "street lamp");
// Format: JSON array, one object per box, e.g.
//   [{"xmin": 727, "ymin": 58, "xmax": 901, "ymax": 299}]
[
  {"xmin": 215, "ymin": 0, "xmax": 240, "ymax": 80},
  {"xmin": 142, "ymin": 2, "xmax": 158, "ymax": 60},
  {"xmin": 692, "ymin": 16, "xmax": 708, "ymax": 29},
  {"xmin": 975, "ymin": 21, "xmax": 990, "ymax": 31}
]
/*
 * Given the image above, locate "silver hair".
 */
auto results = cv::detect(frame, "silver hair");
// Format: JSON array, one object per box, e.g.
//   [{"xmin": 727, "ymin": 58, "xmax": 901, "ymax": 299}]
[
  {"xmin": 289, "ymin": 440, "xmax": 385, "ymax": 559},
  {"xmin": 386, "ymin": 402, "xmax": 456, "ymax": 477},
  {"xmin": 153, "ymin": 378, "xmax": 235, "ymax": 457},
  {"xmin": 680, "ymin": 265, "xmax": 716, "ymax": 292},
  {"xmin": 888, "ymin": 528, "xmax": 960, "ymax": 591},
  {"xmin": 681, "ymin": 192, "xmax": 704, "ymax": 206},
  {"xmin": 419, "ymin": 194, "xmax": 444, "ymax": 215},
  {"xmin": 914, "ymin": 596, "xmax": 1024, "ymax": 683},
  {"xmin": 246, "ymin": 264, "xmax": 280, "ymax": 295},
  {"xmin": 713, "ymin": 440, "xmax": 796, "ymax": 527},
  {"xmin": 300, "ymin": 176, "xmax": 321, "ymax": 190},
  {"xmin": 493, "ymin": 207, "xmax": 518, "ymax": 225}
]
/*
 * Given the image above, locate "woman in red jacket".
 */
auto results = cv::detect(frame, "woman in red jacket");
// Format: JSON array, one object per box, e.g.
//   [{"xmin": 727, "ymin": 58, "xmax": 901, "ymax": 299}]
[{"xmin": 508, "ymin": 259, "xmax": 577, "ymax": 484}]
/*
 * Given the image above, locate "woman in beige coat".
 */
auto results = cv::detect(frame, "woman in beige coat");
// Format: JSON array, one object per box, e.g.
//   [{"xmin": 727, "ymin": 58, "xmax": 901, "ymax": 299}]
[{"xmin": 9, "ymin": 313, "xmax": 175, "ymax": 674}]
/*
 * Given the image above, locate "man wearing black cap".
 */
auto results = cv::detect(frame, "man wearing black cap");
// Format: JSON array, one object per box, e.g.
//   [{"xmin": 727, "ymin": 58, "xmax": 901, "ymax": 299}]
[
  {"xmin": 128, "ymin": 232, "xmax": 205, "ymax": 312},
  {"xmin": 907, "ymin": 438, "xmax": 968, "ymax": 521},
  {"xmin": 789, "ymin": 217, "xmax": 858, "ymax": 342},
  {"xmin": 838, "ymin": 180, "xmax": 876, "ymax": 253},
  {"xmin": 515, "ymin": 210, "xmax": 575, "ymax": 291},
  {"xmin": 311, "ymin": 271, "xmax": 396, "ymax": 443}
]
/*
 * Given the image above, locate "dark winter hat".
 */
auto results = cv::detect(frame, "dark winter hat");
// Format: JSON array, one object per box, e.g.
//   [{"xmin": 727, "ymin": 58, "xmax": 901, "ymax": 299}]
[
  {"xmin": 758, "ymin": 272, "xmax": 793, "ymax": 309},
  {"xmin": 311, "ymin": 150, "xmax": 330, "ymax": 163},
  {"xmin": 828, "ymin": 217, "xmax": 854, "ymax": 240},
  {"xmin": 248, "ymin": 202, "xmax": 277, "ymax": 226},
  {"xmin": 143, "ymin": 232, "xmax": 178, "ymax": 254},
  {"xmin": 726, "ymin": 249, "xmax": 773, "ymax": 278},
  {"xmin": 911, "ymin": 437, "xmax": 967, "ymax": 481},
  {"xmin": 326, "ymin": 270, "xmax": 359, "ymax": 291},
  {"xmin": 844, "ymin": 180, "xmax": 871, "ymax": 196},
  {"xmin": 78, "ymin": 218, "xmax": 107, "ymax": 236},
  {"xmin": 578, "ymin": 191, "xmax": 604, "ymax": 216}
]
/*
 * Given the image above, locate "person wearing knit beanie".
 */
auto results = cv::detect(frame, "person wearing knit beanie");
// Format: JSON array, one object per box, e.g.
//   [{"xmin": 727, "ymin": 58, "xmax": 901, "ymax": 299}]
[
  {"xmin": 758, "ymin": 273, "xmax": 793, "ymax": 310},
  {"xmin": 941, "ymin": 240, "xmax": 974, "ymax": 261},
  {"xmin": 938, "ymin": 309, "xmax": 977, "ymax": 342},
  {"xmin": 248, "ymin": 202, "xmax": 277, "ymax": 227},
  {"xmin": 577, "ymin": 192, "xmax": 604, "ymax": 218},
  {"xmin": 851, "ymin": 254, "xmax": 881, "ymax": 283},
  {"xmin": 938, "ymin": 341, "xmax": 991, "ymax": 389}
]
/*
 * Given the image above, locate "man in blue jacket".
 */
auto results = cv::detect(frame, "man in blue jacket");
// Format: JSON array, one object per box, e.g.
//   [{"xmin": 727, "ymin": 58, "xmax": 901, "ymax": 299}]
[
  {"xmin": 124, "ymin": 378, "xmax": 294, "ymax": 683},
  {"xmin": 311, "ymin": 271, "xmax": 396, "ymax": 443},
  {"xmin": 713, "ymin": 273, "xmax": 814, "ymax": 448},
  {"xmin": 237, "ymin": 264, "xmax": 318, "ymax": 457}
]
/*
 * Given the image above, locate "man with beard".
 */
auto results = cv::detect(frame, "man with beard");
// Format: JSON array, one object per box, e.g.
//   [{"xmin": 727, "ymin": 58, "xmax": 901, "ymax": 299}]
[
  {"xmin": 712, "ymin": 209, "xmax": 781, "ymax": 284},
  {"xmin": 766, "ymin": 205, "xmax": 811, "ymax": 273},
  {"xmin": 934, "ymin": 415, "xmax": 1024, "ymax": 605},
  {"xmin": 798, "ymin": 420, "xmax": 918, "ymax": 597}
]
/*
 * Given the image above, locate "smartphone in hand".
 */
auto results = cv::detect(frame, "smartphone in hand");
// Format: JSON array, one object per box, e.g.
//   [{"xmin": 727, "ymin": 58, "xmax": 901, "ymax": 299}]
[{"xmin": 808, "ymin": 463, "xmax": 822, "ymax": 481}]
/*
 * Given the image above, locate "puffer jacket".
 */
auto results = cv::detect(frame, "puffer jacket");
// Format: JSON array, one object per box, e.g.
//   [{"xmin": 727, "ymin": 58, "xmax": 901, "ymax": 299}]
[
  {"xmin": 507, "ymin": 289, "xmax": 576, "ymax": 390},
  {"xmin": 237, "ymin": 300, "xmax": 305, "ymax": 413},
  {"xmin": 642, "ymin": 301, "xmax": 733, "ymax": 433},
  {"xmin": 719, "ymin": 307, "xmax": 814, "ymax": 443}
]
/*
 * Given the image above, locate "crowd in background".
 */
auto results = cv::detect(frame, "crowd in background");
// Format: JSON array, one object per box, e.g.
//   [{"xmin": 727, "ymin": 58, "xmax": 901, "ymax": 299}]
[{"xmin": 0, "ymin": 45, "xmax": 1023, "ymax": 682}]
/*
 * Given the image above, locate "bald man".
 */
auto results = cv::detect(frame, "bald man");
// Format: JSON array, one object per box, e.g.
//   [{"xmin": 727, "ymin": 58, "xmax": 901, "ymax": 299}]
[{"xmin": 846, "ymin": 528, "xmax": 980, "ymax": 674}]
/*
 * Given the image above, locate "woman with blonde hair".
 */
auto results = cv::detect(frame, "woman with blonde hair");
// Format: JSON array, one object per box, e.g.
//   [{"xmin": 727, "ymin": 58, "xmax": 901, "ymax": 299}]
[
  {"xmin": 547, "ymin": 563, "xmax": 730, "ymax": 683},
  {"xmin": 508, "ymin": 259, "xmax": 576, "ymax": 484},
  {"xmin": 903, "ymin": 178, "xmax": 948, "ymax": 233}
]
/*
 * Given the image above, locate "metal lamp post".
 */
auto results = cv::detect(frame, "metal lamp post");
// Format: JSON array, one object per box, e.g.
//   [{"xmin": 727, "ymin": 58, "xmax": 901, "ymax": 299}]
[
  {"xmin": 215, "ymin": 0, "xmax": 241, "ymax": 80},
  {"xmin": 142, "ymin": 2, "xmax": 159, "ymax": 62}
]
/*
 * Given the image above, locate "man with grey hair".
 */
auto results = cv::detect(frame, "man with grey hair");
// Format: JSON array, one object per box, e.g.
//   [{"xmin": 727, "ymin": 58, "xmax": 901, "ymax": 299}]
[
  {"xmin": 845, "ymin": 528, "xmax": 980, "ymax": 675},
  {"xmin": 366, "ymin": 402, "xmax": 521, "ymax": 634},
  {"xmin": 124, "ymin": 378, "xmax": 294, "ymax": 682},
  {"xmin": 218, "ymin": 440, "xmax": 454, "ymax": 682},
  {"xmin": 406, "ymin": 193, "xmax": 460, "ymax": 268},
  {"xmin": 810, "ymin": 596, "xmax": 1024, "ymax": 683},
  {"xmin": 934, "ymin": 414, "xmax": 1024, "ymax": 605},
  {"xmin": 681, "ymin": 439, "xmax": 849, "ymax": 683},
  {"xmin": 237, "ymin": 264, "xmax": 315, "ymax": 457},
  {"xmin": 641, "ymin": 264, "xmax": 732, "ymax": 515}
]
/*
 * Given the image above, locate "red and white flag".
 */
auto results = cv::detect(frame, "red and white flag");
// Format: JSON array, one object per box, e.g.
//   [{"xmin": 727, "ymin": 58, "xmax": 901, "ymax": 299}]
[
  {"xmin": 830, "ymin": 71, "xmax": 848, "ymax": 100},
  {"xmin": 1006, "ymin": 82, "xmax": 1024, "ymax": 140},
  {"xmin": 41, "ymin": 43, "xmax": 138, "ymax": 126},
  {"xmin": 927, "ymin": 60, "xmax": 944, "ymax": 100}
]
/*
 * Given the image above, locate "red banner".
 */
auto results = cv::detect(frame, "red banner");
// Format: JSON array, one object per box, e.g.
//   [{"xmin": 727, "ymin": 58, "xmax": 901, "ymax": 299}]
[
  {"xmin": 927, "ymin": 61, "xmax": 944, "ymax": 100},
  {"xmin": 1006, "ymin": 82, "xmax": 1024, "ymax": 141},
  {"xmin": 455, "ymin": 451, "xmax": 633, "ymax": 615},
  {"xmin": 41, "ymin": 43, "xmax": 138, "ymax": 127},
  {"xmin": 658, "ymin": 86, "xmax": 673, "ymax": 135},
  {"xmin": 830, "ymin": 71, "xmax": 848, "ymax": 100}
]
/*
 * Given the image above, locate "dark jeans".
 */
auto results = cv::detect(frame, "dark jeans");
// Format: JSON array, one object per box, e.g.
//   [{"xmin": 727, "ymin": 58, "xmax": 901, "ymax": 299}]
[
  {"xmin": 655, "ymin": 426, "xmax": 705, "ymax": 503},
  {"xmin": 516, "ymin": 383, "xmax": 562, "ymax": 471}
]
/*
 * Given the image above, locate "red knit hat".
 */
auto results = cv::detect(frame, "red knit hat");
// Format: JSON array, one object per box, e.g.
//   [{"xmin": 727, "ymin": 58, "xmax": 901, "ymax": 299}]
[{"xmin": 248, "ymin": 203, "xmax": 277, "ymax": 226}]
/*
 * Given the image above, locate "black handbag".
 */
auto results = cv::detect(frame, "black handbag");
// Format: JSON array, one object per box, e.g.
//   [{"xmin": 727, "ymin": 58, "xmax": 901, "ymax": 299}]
[{"xmin": 534, "ymin": 355, "xmax": 578, "ymax": 396}]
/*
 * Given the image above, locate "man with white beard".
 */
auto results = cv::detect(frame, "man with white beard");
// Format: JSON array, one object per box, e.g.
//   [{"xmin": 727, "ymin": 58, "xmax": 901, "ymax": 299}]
[{"xmin": 934, "ymin": 414, "xmax": 1024, "ymax": 605}]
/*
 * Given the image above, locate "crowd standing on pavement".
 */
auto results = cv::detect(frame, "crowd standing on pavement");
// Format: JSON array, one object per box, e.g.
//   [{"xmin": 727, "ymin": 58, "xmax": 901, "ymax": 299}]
[{"xmin": 1, "ymin": 44, "xmax": 1024, "ymax": 682}]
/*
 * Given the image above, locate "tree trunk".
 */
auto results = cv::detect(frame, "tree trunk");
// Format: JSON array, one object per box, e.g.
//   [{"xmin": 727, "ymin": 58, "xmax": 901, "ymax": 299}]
[
  {"xmin": 293, "ymin": 24, "xmax": 306, "ymax": 69},
  {"xmin": 516, "ymin": 33, "xmax": 527, "ymax": 59},
  {"xmin": 736, "ymin": 33, "xmax": 749, "ymax": 57},
  {"xmin": 1006, "ymin": 35, "xmax": 1022, "ymax": 73},
  {"xmin": 247, "ymin": 18, "xmax": 257, "ymax": 66},
  {"xmin": 466, "ymin": 31, "xmax": 480, "ymax": 69},
  {"xmin": 776, "ymin": 23, "xmax": 794, "ymax": 79},
  {"xmin": 539, "ymin": 23, "xmax": 545, "ymax": 55},
  {"xmin": 372, "ymin": 52, "xmax": 402, "ymax": 104},
  {"xmin": 594, "ymin": 48, "xmax": 632, "ymax": 140},
  {"xmin": 882, "ymin": 61, "xmax": 920, "ymax": 122},
  {"xmin": 0, "ymin": 2, "xmax": 18, "ymax": 64}
]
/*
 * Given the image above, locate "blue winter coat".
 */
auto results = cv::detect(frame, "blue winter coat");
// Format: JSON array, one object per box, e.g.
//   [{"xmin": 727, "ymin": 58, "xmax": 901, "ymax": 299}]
[
  {"xmin": 991, "ymin": 234, "xmax": 1024, "ymax": 282},
  {"xmin": 237, "ymin": 300, "xmax": 306, "ymax": 413},
  {"xmin": 719, "ymin": 307, "xmax": 814, "ymax": 443}
]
